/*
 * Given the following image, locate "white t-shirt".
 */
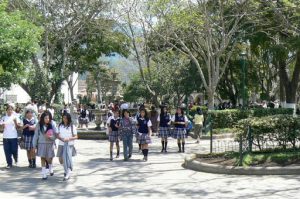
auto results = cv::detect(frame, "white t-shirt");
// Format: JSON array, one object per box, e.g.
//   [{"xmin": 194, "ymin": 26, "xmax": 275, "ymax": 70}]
[
  {"xmin": 48, "ymin": 108, "xmax": 55, "ymax": 118},
  {"xmin": 1, "ymin": 115, "xmax": 18, "ymax": 138},
  {"xmin": 57, "ymin": 124, "xmax": 77, "ymax": 146}
]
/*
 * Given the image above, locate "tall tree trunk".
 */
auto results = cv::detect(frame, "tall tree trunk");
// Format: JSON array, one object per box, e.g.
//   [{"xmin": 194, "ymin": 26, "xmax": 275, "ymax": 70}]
[{"xmin": 278, "ymin": 51, "xmax": 300, "ymax": 108}]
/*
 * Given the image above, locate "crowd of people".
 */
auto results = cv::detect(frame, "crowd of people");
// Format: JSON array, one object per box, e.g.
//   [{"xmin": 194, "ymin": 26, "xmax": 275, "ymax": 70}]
[
  {"xmin": 0, "ymin": 100, "xmax": 205, "ymax": 182},
  {"xmin": 0, "ymin": 102, "xmax": 78, "ymax": 181}
]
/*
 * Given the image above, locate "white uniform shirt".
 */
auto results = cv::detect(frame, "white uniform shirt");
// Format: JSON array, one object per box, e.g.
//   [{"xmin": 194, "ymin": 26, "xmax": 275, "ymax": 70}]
[
  {"xmin": 57, "ymin": 124, "xmax": 77, "ymax": 146},
  {"xmin": 171, "ymin": 115, "xmax": 188, "ymax": 122},
  {"xmin": 1, "ymin": 115, "xmax": 18, "ymax": 138}
]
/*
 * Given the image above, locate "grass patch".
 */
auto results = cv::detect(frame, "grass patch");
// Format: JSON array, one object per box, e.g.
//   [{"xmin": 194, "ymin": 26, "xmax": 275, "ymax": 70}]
[
  {"xmin": 211, "ymin": 128, "xmax": 234, "ymax": 134},
  {"xmin": 198, "ymin": 149, "xmax": 300, "ymax": 167}
]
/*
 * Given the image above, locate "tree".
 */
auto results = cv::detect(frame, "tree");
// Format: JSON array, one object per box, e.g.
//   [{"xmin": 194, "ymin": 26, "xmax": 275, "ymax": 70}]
[
  {"xmin": 151, "ymin": 0, "xmax": 253, "ymax": 109},
  {"xmin": 0, "ymin": 1, "xmax": 42, "ymax": 89}
]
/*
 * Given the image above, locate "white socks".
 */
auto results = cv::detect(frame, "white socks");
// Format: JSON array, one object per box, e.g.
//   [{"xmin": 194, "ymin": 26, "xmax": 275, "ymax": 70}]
[
  {"xmin": 49, "ymin": 164, "xmax": 53, "ymax": 173},
  {"xmin": 42, "ymin": 167, "xmax": 47, "ymax": 178}
]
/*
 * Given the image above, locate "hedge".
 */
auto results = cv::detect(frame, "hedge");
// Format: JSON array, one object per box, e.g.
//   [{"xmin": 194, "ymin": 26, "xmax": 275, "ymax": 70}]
[
  {"xmin": 208, "ymin": 108, "xmax": 293, "ymax": 129},
  {"xmin": 235, "ymin": 115, "xmax": 300, "ymax": 151}
]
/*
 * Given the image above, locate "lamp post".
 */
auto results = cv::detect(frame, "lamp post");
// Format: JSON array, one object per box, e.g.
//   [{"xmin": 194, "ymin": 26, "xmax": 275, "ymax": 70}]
[{"xmin": 240, "ymin": 50, "xmax": 247, "ymax": 109}]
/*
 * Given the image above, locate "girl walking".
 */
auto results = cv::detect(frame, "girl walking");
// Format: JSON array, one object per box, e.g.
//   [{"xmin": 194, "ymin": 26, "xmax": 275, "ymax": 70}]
[
  {"xmin": 56, "ymin": 113, "xmax": 78, "ymax": 181},
  {"xmin": 193, "ymin": 107, "xmax": 204, "ymax": 144},
  {"xmin": 0, "ymin": 105, "xmax": 20, "ymax": 168},
  {"xmin": 33, "ymin": 111, "xmax": 57, "ymax": 180},
  {"xmin": 108, "ymin": 109, "xmax": 121, "ymax": 161},
  {"xmin": 136, "ymin": 109, "xmax": 152, "ymax": 161},
  {"xmin": 120, "ymin": 109, "xmax": 136, "ymax": 161},
  {"xmin": 22, "ymin": 109, "xmax": 37, "ymax": 168},
  {"xmin": 172, "ymin": 107, "xmax": 188, "ymax": 153},
  {"xmin": 157, "ymin": 106, "xmax": 171, "ymax": 153}
]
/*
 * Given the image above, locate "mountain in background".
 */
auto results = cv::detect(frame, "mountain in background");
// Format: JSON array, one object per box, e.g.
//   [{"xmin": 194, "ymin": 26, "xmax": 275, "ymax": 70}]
[{"xmin": 101, "ymin": 53, "xmax": 139, "ymax": 83}]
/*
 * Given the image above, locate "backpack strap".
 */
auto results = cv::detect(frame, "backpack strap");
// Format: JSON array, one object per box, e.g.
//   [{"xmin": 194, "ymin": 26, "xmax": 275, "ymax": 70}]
[{"xmin": 71, "ymin": 124, "xmax": 74, "ymax": 137}]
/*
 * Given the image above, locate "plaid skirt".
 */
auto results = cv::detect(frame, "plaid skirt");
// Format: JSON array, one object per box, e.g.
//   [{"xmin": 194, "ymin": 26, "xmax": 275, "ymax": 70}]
[
  {"xmin": 108, "ymin": 131, "xmax": 120, "ymax": 143},
  {"xmin": 137, "ymin": 133, "xmax": 152, "ymax": 144},
  {"xmin": 172, "ymin": 128, "xmax": 187, "ymax": 139},
  {"xmin": 79, "ymin": 117, "xmax": 89, "ymax": 124},
  {"xmin": 158, "ymin": 127, "xmax": 170, "ymax": 138},
  {"xmin": 23, "ymin": 135, "xmax": 34, "ymax": 150},
  {"xmin": 56, "ymin": 145, "xmax": 77, "ymax": 157},
  {"xmin": 37, "ymin": 143, "xmax": 55, "ymax": 158}
]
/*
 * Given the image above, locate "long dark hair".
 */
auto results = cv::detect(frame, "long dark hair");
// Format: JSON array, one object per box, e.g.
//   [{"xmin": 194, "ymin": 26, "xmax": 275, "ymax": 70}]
[
  {"xmin": 59, "ymin": 112, "xmax": 72, "ymax": 128},
  {"xmin": 39, "ymin": 111, "xmax": 53, "ymax": 133},
  {"xmin": 160, "ymin": 106, "xmax": 168, "ymax": 120},
  {"xmin": 175, "ymin": 107, "xmax": 185, "ymax": 117},
  {"xmin": 139, "ymin": 108, "xmax": 149, "ymax": 120}
]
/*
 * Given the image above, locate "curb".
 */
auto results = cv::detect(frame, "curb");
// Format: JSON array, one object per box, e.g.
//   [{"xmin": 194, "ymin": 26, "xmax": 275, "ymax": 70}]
[{"xmin": 183, "ymin": 154, "xmax": 300, "ymax": 175}]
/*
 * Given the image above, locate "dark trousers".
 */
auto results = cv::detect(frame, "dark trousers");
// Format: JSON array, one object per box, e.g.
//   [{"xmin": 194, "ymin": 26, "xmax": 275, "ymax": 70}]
[{"xmin": 3, "ymin": 138, "xmax": 18, "ymax": 166}]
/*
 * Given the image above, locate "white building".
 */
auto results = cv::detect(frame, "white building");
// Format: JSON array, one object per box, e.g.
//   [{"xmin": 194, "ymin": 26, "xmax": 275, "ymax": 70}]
[{"xmin": 0, "ymin": 72, "xmax": 79, "ymax": 105}]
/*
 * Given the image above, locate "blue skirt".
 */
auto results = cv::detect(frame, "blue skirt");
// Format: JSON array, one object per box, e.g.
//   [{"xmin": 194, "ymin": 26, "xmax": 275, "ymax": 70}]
[
  {"xmin": 23, "ymin": 135, "xmax": 34, "ymax": 150},
  {"xmin": 158, "ymin": 127, "xmax": 170, "ymax": 138},
  {"xmin": 137, "ymin": 133, "xmax": 152, "ymax": 144},
  {"xmin": 172, "ymin": 128, "xmax": 187, "ymax": 139},
  {"xmin": 108, "ymin": 131, "xmax": 120, "ymax": 143}
]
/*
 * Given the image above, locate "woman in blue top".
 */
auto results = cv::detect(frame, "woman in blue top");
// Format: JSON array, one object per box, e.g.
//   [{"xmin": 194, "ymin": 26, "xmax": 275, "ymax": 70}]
[
  {"xmin": 157, "ymin": 105, "xmax": 171, "ymax": 153},
  {"xmin": 172, "ymin": 107, "xmax": 188, "ymax": 153},
  {"xmin": 136, "ymin": 109, "xmax": 152, "ymax": 161},
  {"xmin": 22, "ymin": 109, "xmax": 37, "ymax": 168}
]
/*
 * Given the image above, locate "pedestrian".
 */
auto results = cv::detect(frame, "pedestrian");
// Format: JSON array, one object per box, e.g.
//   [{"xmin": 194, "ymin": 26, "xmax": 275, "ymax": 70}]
[
  {"xmin": 120, "ymin": 109, "xmax": 136, "ymax": 161},
  {"xmin": 22, "ymin": 109, "xmax": 37, "ymax": 168},
  {"xmin": 136, "ymin": 109, "xmax": 152, "ymax": 161},
  {"xmin": 33, "ymin": 111, "xmax": 57, "ymax": 180},
  {"xmin": 0, "ymin": 105, "xmax": 20, "ymax": 169},
  {"xmin": 78, "ymin": 105, "xmax": 89, "ymax": 129},
  {"xmin": 193, "ymin": 107, "xmax": 204, "ymax": 144},
  {"xmin": 56, "ymin": 113, "xmax": 78, "ymax": 181},
  {"xmin": 108, "ymin": 109, "xmax": 121, "ymax": 161},
  {"xmin": 157, "ymin": 105, "xmax": 171, "ymax": 153},
  {"xmin": 172, "ymin": 107, "xmax": 188, "ymax": 153},
  {"xmin": 150, "ymin": 106, "xmax": 159, "ymax": 136},
  {"xmin": 135, "ymin": 104, "xmax": 145, "ymax": 153}
]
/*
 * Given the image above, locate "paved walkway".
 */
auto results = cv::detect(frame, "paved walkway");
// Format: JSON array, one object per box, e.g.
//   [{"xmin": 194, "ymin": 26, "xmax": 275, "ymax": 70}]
[{"xmin": 0, "ymin": 136, "xmax": 299, "ymax": 199}]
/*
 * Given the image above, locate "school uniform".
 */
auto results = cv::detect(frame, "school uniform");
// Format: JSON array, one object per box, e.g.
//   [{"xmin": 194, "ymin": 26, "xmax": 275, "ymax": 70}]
[
  {"xmin": 79, "ymin": 109, "xmax": 89, "ymax": 124},
  {"xmin": 23, "ymin": 118, "xmax": 36, "ymax": 150},
  {"xmin": 172, "ymin": 114, "xmax": 188, "ymax": 139},
  {"xmin": 137, "ymin": 117, "xmax": 152, "ymax": 144},
  {"xmin": 32, "ymin": 122, "xmax": 57, "ymax": 159},
  {"xmin": 56, "ymin": 124, "xmax": 77, "ymax": 157},
  {"xmin": 157, "ymin": 114, "xmax": 171, "ymax": 139},
  {"xmin": 108, "ymin": 117, "xmax": 120, "ymax": 143}
]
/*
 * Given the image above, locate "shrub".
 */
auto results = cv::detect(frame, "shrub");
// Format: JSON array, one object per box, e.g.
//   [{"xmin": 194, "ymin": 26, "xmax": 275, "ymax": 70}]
[
  {"xmin": 208, "ymin": 108, "xmax": 293, "ymax": 129},
  {"xmin": 235, "ymin": 115, "xmax": 300, "ymax": 151}
]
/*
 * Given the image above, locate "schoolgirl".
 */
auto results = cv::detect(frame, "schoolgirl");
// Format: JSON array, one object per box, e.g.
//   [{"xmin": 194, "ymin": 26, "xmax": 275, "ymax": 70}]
[
  {"xmin": 108, "ymin": 109, "xmax": 121, "ymax": 161},
  {"xmin": 22, "ymin": 109, "xmax": 37, "ymax": 168},
  {"xmin": 33, "ymin": 111, "xmax": 57, "ymax": 180},
  {"xmin": 56, "ymin": 113, "xmax": 78, "ymax": 181},
  {"xmin": 172, "ymin": 107, "xmax": 188, "ymax": 153},
  {"xmin": 136, "ymin": 109, "xmax": 152, "ymax": 161},
  {"xmin": 157, "ymin": 106, "xmax": 171, "ymax": 153}
]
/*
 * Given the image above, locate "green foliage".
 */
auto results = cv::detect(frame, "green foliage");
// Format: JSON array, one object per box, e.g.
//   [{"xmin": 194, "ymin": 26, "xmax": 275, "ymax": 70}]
[
  {"xmin": 236, "ymin": 115, "xmax": 300, "ymax": 150},
  {"xmin": 210, "ymin": 108, "xmax": 293, "ymax": 129},
  {"xmin": 0, "ymin": 1, "xmax": 42, "ymax": 89}
]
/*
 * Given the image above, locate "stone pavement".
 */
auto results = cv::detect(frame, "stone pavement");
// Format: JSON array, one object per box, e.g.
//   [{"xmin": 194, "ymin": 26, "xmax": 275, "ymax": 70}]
[{"xmin": 0, "ymin": 136, "xmax": 300, "ymax": 199}]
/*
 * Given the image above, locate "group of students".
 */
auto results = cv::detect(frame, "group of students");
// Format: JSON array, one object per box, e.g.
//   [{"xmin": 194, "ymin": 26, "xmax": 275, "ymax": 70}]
[
  {"xmin": 0, "ymin": 105, "xmax": 78, "ymax": 181},
  {"xmin": 107, "ymin": 105, "xmax": 204, "ymax": 162}
]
